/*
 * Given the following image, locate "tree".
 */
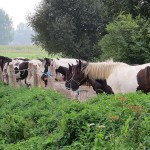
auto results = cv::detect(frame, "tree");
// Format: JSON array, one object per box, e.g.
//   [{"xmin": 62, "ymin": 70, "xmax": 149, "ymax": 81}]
[
  {"xmin": 12, "ymin": 23, "xmax": 34, "ymax": 45},
  {"xmin": 95, "ymin": 0, "xmax": 150, "ymax": 25},
  {"xmin": 28, "ymin": 0, "xmax": 107, "ymax": 60},
  {"xmin": 99, "ymin": 14, "xmax": 150, "ymax": 64},
  {"xmin": 0, "ymin": 9, "xmax": 13, "ymax": 45}
]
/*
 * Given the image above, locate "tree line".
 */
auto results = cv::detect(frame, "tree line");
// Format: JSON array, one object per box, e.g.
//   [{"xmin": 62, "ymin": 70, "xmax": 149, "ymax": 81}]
[{"xmin": 0, "ymin": 9, "xmax": 34, "ymax": 45}]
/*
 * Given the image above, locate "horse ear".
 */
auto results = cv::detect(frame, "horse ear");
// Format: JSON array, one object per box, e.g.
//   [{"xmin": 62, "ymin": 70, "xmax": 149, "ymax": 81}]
[
  {"xmin": 68, "ymin": 63, "xmax": 72, "ymax": 70},
  {"xmin": 78, "ymin": 59, "xmax": 82, "ymax": 68},
  {"xmin": 76, "ymin": 59, "xmax": 79, "ymax": 64},
  {"xmin": 79, "ymin": 59, "xmax": 87, "ymax": 70}
]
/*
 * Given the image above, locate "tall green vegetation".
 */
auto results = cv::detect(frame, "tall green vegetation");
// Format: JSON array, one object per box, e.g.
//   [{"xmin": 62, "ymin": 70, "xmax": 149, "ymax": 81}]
[
  {"xmin": 99, "ymin": 14, "xmax": 150, "ymax": 64},
  {"xmin": 0, "ymin": 9, "xmax": 13, "ymax": 45},
  {"xmin": 99, "ymin": 0, "xmax": 150, "ymax": 19},
  {"xmin": 0, "ymin": 82, "xmax": 149, "ymax": 149},
  {"xmin": 28, "ymin": 0, "xmax": 108, "ymax": 60},
  {"xmin": 28, "ymin": 0, "xmax": 150, "ymax": 62}
]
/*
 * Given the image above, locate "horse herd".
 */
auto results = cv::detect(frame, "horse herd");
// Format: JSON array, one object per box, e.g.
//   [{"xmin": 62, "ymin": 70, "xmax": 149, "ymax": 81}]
[{"xmin": 0, "ymin": 55, "xmax": 150, "ymax": 98}]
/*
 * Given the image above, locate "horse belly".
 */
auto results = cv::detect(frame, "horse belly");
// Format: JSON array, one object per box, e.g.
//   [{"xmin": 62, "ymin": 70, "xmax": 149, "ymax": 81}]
[{"xmin": 107, "ymin": 70, "xmax": 139, "ymax": 94}]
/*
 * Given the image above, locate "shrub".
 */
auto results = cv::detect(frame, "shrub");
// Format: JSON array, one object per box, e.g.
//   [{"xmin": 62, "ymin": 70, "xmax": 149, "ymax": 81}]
[
  {"xmin": 0, "ymin": 84, "xmax": 149, "ymax": 149},
  {"xmin": 99, "ymin": 14, "xmax": 150, "ymax": 64}
]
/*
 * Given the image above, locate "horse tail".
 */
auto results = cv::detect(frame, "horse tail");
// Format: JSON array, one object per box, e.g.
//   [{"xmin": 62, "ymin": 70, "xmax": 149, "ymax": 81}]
[{"xmin": 145, "ymin": 66, "xmax": 150, "ymax": 83}]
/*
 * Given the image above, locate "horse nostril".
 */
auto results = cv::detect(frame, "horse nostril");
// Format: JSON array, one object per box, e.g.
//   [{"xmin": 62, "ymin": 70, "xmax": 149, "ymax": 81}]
[{"xmin": 55, "ymin": 78, "xmax": 58, "ymax": 81}]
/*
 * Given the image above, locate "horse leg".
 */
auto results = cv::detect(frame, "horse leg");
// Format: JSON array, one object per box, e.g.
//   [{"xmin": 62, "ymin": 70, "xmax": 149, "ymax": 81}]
[{"xmin": 96, "ymin": 79, "xmax": 114, "ymax": 94}]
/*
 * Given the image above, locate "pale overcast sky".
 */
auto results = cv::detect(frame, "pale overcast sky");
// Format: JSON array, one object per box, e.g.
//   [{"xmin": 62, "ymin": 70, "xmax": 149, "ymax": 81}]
[{"xmin": 0, "ymin": 0, "xmax": 42, "ymax": 28}]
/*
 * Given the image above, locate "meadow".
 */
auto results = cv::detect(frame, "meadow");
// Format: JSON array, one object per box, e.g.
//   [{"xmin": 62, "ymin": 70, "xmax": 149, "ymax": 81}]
[{"xmin": 0, "ymin": 45, "xmax": 61, "ymax": 59}]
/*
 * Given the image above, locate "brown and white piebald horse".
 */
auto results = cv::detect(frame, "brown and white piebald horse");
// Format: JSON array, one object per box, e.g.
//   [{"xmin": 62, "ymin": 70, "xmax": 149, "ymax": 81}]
[
  {"xmin": 70, "ymin": 60, "xmax": 150, "ymax": 94},
  {"xmin": 65, "ymin": 64, "xmax": 114, "ymax": 95}
]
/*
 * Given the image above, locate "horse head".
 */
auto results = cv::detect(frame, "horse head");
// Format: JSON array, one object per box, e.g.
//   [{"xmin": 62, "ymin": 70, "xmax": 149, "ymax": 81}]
[
  {"xmin": 0, "ymin": 56, "xmax": 12, "ymax": 71},
  {"xmin": 70, "ymin": 60, "xmax": 88, "ymax": 91},
  {"xmin": 65, "ymin": 64, "xmax": 73, "ymax": 89}
]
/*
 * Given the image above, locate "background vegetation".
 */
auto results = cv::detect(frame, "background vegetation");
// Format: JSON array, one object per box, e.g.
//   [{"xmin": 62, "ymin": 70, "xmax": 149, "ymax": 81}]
[
  {"xmin": 0, "ymin": 9, "xmax": 13, "ymax": 45},
  {"xmin": 0, "ymin": 82, "xmax": 149, "ymax": 149},
  {"xmin": 100, "ymin": 14, "xmax": 150, "ymax": 64},
  {"xmin": 12, "ymin": 23, "xmax": 34, "ymax": 45},
  {"xmin": 0, "ymin": 9, "xmax": 35, "ymax": 46},
  {"xmin": 29, "ymin": 0, "xmax": 150, "ymax": 62}
]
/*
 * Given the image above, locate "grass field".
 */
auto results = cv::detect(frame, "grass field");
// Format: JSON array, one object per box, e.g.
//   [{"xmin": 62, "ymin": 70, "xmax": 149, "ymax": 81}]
[{"xmin": 0, "ymin": 45, "xmax": 61, "ymax": 59}]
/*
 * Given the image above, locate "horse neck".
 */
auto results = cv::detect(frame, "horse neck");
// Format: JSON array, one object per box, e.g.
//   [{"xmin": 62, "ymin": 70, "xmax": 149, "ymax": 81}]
[
  {"xmin": 84, "ymin": 62, "xmax": 123, "ymax": 80},
  {"xmin": 87, "ymin": 78, "xmax": 95, "ymax": 85}
]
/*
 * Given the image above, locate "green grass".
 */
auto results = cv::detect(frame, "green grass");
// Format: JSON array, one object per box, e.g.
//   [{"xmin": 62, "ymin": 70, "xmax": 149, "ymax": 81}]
[
  {"xmin": 0, "ymin": 45, "xmax": 62, "ymax": 59},
  {"xmin": 0, "ymin": 82, "xmax": 149, "ymax": 150}
]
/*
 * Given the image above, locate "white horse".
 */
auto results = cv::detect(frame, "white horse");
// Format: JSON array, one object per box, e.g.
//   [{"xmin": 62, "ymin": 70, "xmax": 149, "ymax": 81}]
[
  {"xmin": 51, "ymin": 58, "xmax": 78, "ymax": 69},
  {"xmin": 50, "ymin": 58, "xmax": 78, "ymax": 81},
  {"xmin": 70, "ymin": 60, "xmax": 150, "ymax": 94}
]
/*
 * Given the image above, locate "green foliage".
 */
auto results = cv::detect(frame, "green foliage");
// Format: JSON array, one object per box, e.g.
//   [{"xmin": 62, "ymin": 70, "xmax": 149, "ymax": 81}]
[
  {"xmin": 99, "ymin": 14, "xmax": 150, "ymax": 64},
  {"xmin": 27, "ymin": 0, "xmax": 150, "ymax": 61},
  {"xmin": 97, "ymin": 0, "xmax": 150, "ymax": 21},
  {"xmin": 0, "ymin": 9, "xmax": 13, "ymax": 45},
  {"xmin": 0, "ymin": 82, "xmax": 149, "ymax": 149},
  {"xmin": 28, "ymin": 0, "xmax": 107, "ymax": 61}
]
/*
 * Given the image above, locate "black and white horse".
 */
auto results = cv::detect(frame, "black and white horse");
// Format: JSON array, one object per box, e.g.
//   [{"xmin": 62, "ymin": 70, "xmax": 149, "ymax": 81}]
[{"xmin": 70, "ymin": 60, "xmax": 150, "ymax": 94}]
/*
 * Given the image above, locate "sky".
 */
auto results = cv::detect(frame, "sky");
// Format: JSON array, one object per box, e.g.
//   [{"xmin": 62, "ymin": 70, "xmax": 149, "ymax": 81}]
[{"xmin": 0, "ymin": 0, "xmax": 42, "ymax": 28}]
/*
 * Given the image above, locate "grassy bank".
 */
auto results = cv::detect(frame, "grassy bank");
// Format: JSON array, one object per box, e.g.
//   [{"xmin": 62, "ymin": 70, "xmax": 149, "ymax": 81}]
[
  {"xmin": 0, "ymin": 45, "xmax": 61, "ymax": 59},
  {"xmin": 0, "ymin": 82, "xmax": 149, "ymax": 149}
]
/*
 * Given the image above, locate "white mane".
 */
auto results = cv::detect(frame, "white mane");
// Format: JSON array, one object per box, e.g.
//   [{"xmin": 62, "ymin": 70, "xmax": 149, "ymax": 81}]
[{"xmin": 83, "ymin": 61, "xmax": 129, "ymax": 80}]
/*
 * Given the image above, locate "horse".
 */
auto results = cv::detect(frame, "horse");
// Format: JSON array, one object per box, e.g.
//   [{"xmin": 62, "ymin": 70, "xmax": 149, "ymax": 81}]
[
  {"xmin": 65, "ymin": 64, "xmax": 114, "ymax": 94},
  {"xmin": 137, "ymin": 66, "xmax": 150, "ymax": 93},
  {"xmin": 55, "ymin": 66, "xmax": 68, "ymax": 81},
  {"xmin": 14, "ymin": 61, "xmax": 29, "ymax": 83},
  {"xmin": 50, "ymin": 58, "xmax": 78, "ymax": 81},
  {"xmin": 2, "ymin": 58, "xmax": 49, "ymax": 87},
  {"xmin": 0, "ymin": 56, "xmax": 12, "ymax": 71},
  {"xmin": 70, "ymin": 60, "xmax": 150, "ymax": 94},
  {"xmin": 2, "ymin": 58, "xmax": 28, "ymax": 84},
  {"xmin": 26, "ymin": 59, "xmax": 47, "ymax": 87}
]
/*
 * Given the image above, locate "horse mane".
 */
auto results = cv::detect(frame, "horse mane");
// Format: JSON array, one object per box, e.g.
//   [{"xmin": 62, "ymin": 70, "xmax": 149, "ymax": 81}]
[{"xmin": 83, "ymin": 61, "xmax": 129, "ymax": 80}]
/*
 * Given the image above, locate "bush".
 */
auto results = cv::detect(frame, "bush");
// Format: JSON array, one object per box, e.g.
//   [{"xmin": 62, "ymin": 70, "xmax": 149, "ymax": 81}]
[
  {"xmin": 99, "ymin": 14, "xmax": 150, "ymax": 64},
  {"xmin": 0, "ymin": 83, "xmax": 149, "ymax": 149}
]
